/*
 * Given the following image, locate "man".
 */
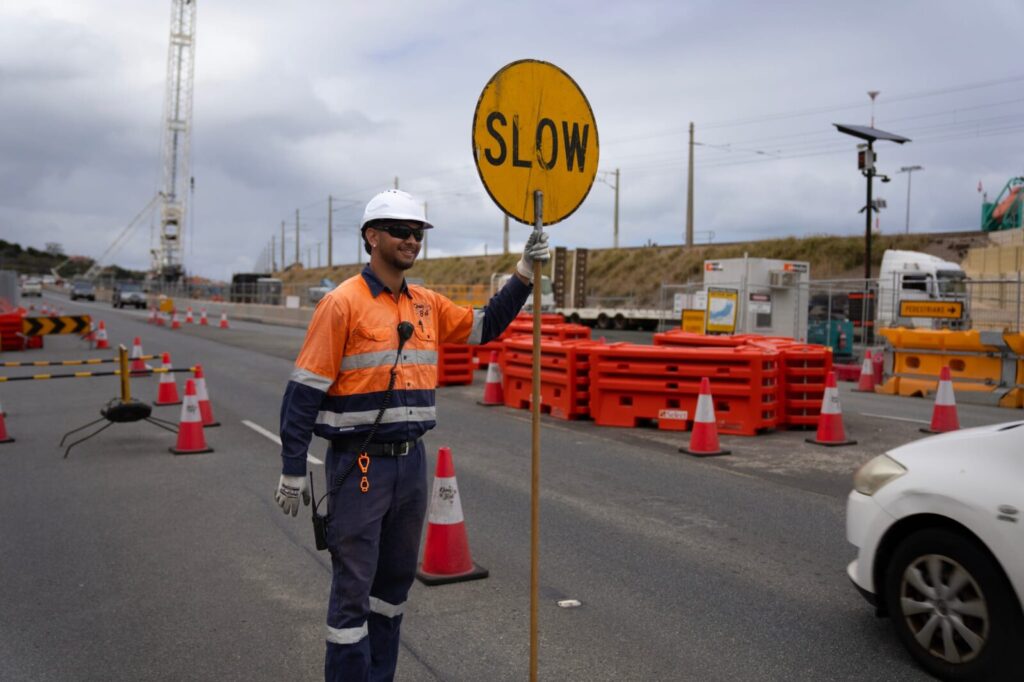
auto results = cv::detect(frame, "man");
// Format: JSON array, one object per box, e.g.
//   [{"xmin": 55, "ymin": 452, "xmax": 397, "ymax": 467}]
[{"xmin": 274, "ymin": 189, "xmax": 548, "ymax": 681}]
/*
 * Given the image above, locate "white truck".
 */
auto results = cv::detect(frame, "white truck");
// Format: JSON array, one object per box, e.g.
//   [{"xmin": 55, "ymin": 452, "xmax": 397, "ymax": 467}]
[{"xmin": 876, "ymin": 250, "xmax": 968, "ymax": 329}]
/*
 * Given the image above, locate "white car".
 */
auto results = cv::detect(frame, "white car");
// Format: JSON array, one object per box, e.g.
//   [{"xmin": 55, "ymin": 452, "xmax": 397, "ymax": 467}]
[
  {"xmin": 21, "ymin": 278, "xmax": 43, "ymax": 297},
  {"xmin": 847, "ymin": 421, "xmax": 1024, "ymax": 681}
]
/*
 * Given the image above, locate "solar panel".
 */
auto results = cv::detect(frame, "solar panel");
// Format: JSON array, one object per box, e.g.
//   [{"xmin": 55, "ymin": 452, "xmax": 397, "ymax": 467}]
[{"xmin": 833, "ymin": 124, "xmax": 911, "ymax": 144}]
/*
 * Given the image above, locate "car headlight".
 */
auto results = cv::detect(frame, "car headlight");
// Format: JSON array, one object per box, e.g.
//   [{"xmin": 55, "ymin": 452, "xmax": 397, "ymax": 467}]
[{"xmin": 852, "ymin": 454, "xmax": 907, "ymax": 496}]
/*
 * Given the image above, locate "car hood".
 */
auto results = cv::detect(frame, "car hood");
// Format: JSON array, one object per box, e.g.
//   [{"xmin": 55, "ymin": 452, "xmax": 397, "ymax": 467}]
[{"xmin": 888, "ymin": 421, "xmax": 1024, "ymax": 470}]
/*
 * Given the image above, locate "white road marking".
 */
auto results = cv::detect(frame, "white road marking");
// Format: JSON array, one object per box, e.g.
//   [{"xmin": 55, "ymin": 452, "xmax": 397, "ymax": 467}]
[
  {"xmin": 860, "ymin": 412, "xmax": 930, "ymax": 425},
  {"xmin": 242, "ymin": 419, "xmax": 323, "ymax": 464}
]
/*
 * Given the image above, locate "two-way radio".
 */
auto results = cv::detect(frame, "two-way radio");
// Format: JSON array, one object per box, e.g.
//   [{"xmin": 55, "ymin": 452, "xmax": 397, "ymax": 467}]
[{"xmin": 311, "ymin": 321, "xmax": 415, "ymax": 550}]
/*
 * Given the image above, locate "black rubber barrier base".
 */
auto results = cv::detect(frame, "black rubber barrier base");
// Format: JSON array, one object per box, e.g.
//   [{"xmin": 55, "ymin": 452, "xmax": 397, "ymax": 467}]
[
  {"xmin": 0, "ymin": 437, "xmax": 14, "ymax": 444},
  {"xmin": 416, "ymin": 563, "xmax": 489, "ymax": 586}
]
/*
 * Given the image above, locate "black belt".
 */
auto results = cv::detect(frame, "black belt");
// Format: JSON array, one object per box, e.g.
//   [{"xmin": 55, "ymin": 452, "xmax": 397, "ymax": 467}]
[{"xmin": 331, "ymin": 438, "xmax": 418, "ymax": 457}]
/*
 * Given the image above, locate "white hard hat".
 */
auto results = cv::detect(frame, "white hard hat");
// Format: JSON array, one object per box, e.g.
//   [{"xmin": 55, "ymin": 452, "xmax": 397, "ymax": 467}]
[{"xmin": 360, "ymin": 189, "xmax": 433, "ymax": 229}]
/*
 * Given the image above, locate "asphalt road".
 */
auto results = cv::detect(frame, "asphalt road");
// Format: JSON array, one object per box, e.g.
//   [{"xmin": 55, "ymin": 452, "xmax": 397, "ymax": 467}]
[{"xmin": 3, "ymin": 293, "xmax": 1011, "ymax": 680}]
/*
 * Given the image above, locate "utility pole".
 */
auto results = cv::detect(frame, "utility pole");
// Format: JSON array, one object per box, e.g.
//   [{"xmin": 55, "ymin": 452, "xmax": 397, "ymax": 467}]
[
  {"xmin": 270, "ymin": 235, "xmax": 276, "ymax": 272},
  {"xmin": 295, "ymin": 209, "xmax": 300, "ymax": 266},
  {"xmin": 686, "ymin": 122, "xmax": 695, "ymax": 247},
  {"xmin": 280, "ymin": 221, "xmax": 285, "ymax": 269},
  {"xmin": 898, "ymin": 165, "xmax": 923, "ymax": 234},
  {"xmin": 394, "ymin": 176, "xmax": 399, "ymax": 190},
  {"xmin": 503, "ymin": 213, "xmax": 510, "ymax": 254},
  {"xmin": 317, "ymin": 242, "xmax": 322, "ymax": 268},
  {"xmin": 327, "ymin": 194, "xmax": 333, "ymax": 269},
  {"xmin": 613, "ymin": 168, "xmax": 620, "ymax": 249}
]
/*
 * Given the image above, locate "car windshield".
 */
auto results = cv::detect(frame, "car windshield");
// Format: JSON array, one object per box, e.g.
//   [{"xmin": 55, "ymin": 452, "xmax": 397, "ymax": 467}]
[
  {"xmin": 120, "ymin": 283, "xmax": 142, "ymax": 292},
  {"xmin": 73, "ymin": 280, "xmax": 92, "ymax": 288}
]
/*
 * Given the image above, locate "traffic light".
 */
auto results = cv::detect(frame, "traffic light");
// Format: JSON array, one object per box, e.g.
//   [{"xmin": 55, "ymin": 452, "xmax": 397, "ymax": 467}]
[{"xmin": 857, "ymin": 144, "xmax": 875, "ymax": 172}]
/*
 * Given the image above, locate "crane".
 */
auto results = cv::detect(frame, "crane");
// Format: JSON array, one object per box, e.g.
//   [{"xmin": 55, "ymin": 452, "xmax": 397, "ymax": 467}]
[{"xmin": 152, "ymin": 0, "xmax": 197, "ymax": 281}]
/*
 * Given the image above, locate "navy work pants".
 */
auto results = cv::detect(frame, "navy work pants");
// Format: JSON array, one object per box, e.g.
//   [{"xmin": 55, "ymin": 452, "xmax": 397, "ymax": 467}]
[{"xmin": 323, "ymin": 441, "xmax": 428, "ymax": 682}]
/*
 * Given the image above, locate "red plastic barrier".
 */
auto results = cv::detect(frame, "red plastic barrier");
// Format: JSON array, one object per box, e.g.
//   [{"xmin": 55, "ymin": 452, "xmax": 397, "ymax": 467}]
[
  {"xmin": 500, "ymin": 338, "xmax": 606, "ymax": 420},
  {"xmin": 476, "ymin": 321, "xmax": 590, "ymax": 369},
  {"xmin": 437, "ymin": 344, "xmax": 474, "ymax": 386},
  {"xmin": 0, "ymin": 310, "xmax": 27, "ymax": 351},
  {"xmin": 589, "ymin": 344, "xmax": 779, "ymax": 435}
]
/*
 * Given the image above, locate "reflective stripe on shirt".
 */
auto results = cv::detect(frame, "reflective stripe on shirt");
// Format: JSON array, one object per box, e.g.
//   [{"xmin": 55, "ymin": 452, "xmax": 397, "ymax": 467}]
[
  {"xmin": 466, "ymin": 309, "xmax": 486, "ymax": 345},
  {"xmin": 290, "ymin": 367, "xmax": 333, "ymax": 392},
  {"xmin": 341, "ymin": 349, "xmax": 438, "ymax": 371},
  {"xmin": 316, "ymin": 405, "xmax": 437, "ymax": 429}
]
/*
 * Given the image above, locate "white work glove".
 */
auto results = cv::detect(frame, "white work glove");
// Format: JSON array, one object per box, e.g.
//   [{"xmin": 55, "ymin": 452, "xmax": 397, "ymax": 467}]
[
  {"xmin": 516, "ymin": 229, "xmax": 551, "ymax": 280},
  {"xmin": 275, "ymin": 474, "xmax": 310, "ymax": 517}
]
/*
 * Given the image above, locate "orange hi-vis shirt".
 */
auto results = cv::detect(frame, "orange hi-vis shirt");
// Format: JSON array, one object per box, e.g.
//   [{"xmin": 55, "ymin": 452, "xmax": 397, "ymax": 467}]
[{"xmin": 279, "ymin": 266, "xmax": 530, "ymax": 476}]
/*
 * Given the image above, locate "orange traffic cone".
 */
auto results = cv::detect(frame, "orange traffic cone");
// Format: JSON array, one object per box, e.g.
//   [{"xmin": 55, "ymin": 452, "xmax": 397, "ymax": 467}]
[
  {"xmin": 169, "ymin": 380, "xmax": 213, "ymax": 455},
  {"xmin": 219, "ymin": 312, "xmax": 230, "ymax": 329},
  {"xmin": 130, "ymin": 337, "xmax": 150, "ymax": 374},
  {"xmin": 416, "ymin": 446, "xmax": 489, "ymax": 585},
  {"xmin": 199, "ymin": 308, "xmax": 209, "ymax": 326},
  {"xmin": 185, "ymin": 307, "xmax": 194, "ymax": 324},
  {"xmin": 148, "ymin": 307, "xmax": 157, "ymax": 324},
  {"xmin": 854, "ymin": 350, "xmax": 875, "ymax": 392},
  {"xmin": 82, "ymin": 320, "xmax": 96, "ymax": 347},
  {"xmin": 170, "ymin": 310, "xmax": 181, "ymax": 330},
  {"xmin": 0, "ymin": 395, "xmax": 12, "ymax": 443},
  {"xmin": 806, "ymin": 371, "xmax": 857, "ymax": 446},
  {"xmin": 192, "ymin": 364, "xmax": 220, "ymax": 427},
  {"xmin": 679, "ymin": 377, "xmax": 731, "ymax": 456},
  {"xmin": 155, "ymin": 352, "xmax": 182, "ymax": 406},
  {"xmin": 94, "ymin": 321, "xmax": 110, "ymax": 350},
  {"xmin": 477, "ymin": 351, "xmax": 504, "ymax": 406},
  {"xmin": 921, "ymin": 366, "xmax": 960, "ymax": 434},
  {"xmin": 156, "ymin": 310, "xmax": 166, "ymax": 326}
]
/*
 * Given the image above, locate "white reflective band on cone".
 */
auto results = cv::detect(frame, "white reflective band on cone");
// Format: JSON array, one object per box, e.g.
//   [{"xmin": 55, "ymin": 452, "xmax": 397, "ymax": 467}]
[
  {"xmin": 326, "ymin": 622, "xmax": 368, "ymax": 645},
  {"xmin": 822, "ymin": 388, "xmax": 842, "ymax": 415},
  {"xmin": 427, "ymin": 476, "xmax": 464, "ymax": 525},
  {"xmin": 369, "ymin": 596, "xmax": 405, "ymax": 618},
  {"xmin": 694, "ymin": 393, "xmax": 715, "ymax": 422},
  {"xmin": 195, "ymin": 379, "xmax": 209, "ymax": 401},
  {"xmin": 180, "ymin": 396, "xmax": 201, "ymax": 424},
  {"xmin": 485, "ymin": 362, "xmax": 502, "ymax": 384},
  {"xmin": 935, "ymin": 379, "xmax": 956, "ymax": 406}
]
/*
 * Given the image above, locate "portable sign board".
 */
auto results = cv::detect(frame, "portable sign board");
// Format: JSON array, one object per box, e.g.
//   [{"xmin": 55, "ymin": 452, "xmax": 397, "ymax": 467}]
[
  {"xmin": 472, "ymin": 60, "xmax": 599, "ymax": 226},
  {"xmin": 681, "ymin": 309, "xmax": 706, "ymax": 334},
  {"xmin": 705, "ymin": 288, "xmax": 739, "ymax": 334},
  {"xmin": 898, "ymin": 300, "xmax": 963, "ymax": 319}
]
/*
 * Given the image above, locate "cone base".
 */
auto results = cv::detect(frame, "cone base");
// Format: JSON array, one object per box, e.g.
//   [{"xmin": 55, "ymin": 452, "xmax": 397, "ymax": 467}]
[
  {"xmin": 416, "ymin": 562, "xmax": 488, "ymax": 586},
  {"xmin": 679, "ymin": 445, "xmax": 730, "ymax": 457},
  {"xmin": 169, "ymin": 445, "xmax": 213, "ymax": 455},
  {"xmin": 476, "ymin": 400, "xmax": 503, "ymax": 406},
  {"xmin": 0, "ymin": 437, "xmax": 14, "ymax": 444},
  {"xmin": 155, "ymin": 400, "xmax": 183, "ymax": 406},
  {"xmin": 920, "ymin": 427, "xmax": 957, "ymax": 434},
  {"xmin": 852, "ymin": 387, "xmax": 876, "ymax": 393},
  {"xmin": 805, "ymin": 437, "xmax": 857, "ymax": 447},
  {"xmin": 202, "ymin": 421, "xmax": 221, "ymax": 428}
]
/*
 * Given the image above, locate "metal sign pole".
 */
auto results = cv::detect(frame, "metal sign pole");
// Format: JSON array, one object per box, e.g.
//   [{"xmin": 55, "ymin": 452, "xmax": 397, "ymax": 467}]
[{"xmin": 530, "ymin": 189, "xmax": 543, "ymax": 682}]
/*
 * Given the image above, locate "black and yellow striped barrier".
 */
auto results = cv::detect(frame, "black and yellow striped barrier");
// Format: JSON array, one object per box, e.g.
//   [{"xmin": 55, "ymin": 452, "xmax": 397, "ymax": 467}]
[
  {"xmin": 0, "ymin": 367, "xmax": 197, "ymax": 383},
  {"xmin": 22, "ymin": 315, "xmax": 92, "ymax": 336},
  {"xmin": 2, "ymin": 354, "xmax": 160, "ymax": 368}
]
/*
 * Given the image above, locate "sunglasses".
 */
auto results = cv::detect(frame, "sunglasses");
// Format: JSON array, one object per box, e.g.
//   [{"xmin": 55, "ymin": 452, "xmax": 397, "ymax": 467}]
[{"xmin": 376, "ymin": 224, "xmax": 425, "ymax": 242}]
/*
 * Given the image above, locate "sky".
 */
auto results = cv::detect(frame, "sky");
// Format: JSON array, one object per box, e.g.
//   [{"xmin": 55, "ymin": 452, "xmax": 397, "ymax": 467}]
[{"xmin": 1, "ymin": 0, "xmax": 1022, "ymax": 281}]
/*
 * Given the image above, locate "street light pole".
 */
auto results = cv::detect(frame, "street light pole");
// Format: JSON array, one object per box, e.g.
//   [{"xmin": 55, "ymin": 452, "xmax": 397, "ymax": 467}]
[{"xmin": 898, "ymin": 165, "xmax": 923, "ymax": 234}]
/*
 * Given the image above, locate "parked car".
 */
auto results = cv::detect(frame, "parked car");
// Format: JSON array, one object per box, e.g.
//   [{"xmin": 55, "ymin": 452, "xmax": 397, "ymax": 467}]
[
  {"xmin": 112, "ymin": 282, "xmax": 147, "ymax": 309},
  {"xmin": 21, "ymin": 278, "xmax": 43, "ymax": 297},
  {"xmin": 846, "ymin": 421, "xmax": 1024, "ymax": 681},
  {"xmin": 70, "ymin": 279, "xmax": 96, "ymax": 301}
]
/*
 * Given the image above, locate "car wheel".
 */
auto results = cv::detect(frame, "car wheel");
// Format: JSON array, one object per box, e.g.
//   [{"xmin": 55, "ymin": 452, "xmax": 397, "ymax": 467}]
[{"xmin": 884, "ymin": 527, "xmax": 1024, "ymax": 681}]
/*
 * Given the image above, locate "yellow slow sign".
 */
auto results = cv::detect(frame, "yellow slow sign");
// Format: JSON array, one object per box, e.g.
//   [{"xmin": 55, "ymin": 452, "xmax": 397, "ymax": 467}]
[{"xmin": 472, "ymin": 60, "xmax": 599, "ymax": 225}]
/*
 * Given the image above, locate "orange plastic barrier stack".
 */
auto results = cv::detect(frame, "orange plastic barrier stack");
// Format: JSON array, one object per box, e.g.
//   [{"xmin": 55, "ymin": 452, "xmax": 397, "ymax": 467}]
[
  {"xmin": 473, "ymin": 319, "xmax": 589, "ymax": 369},
  {"xmin": 500, "ymin": 337, "xmax": 607, "ymax": 420},
  {"xmin": 654, "ymin": 331, "xmax": 831, "ymax": 430},
  {"xmin": 438, "ymin": 344, "xmax": 474, "ymax": 386},
  {"xmin": 589, "ymin": 344, "xmax": 780, "ymax": 435}
]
